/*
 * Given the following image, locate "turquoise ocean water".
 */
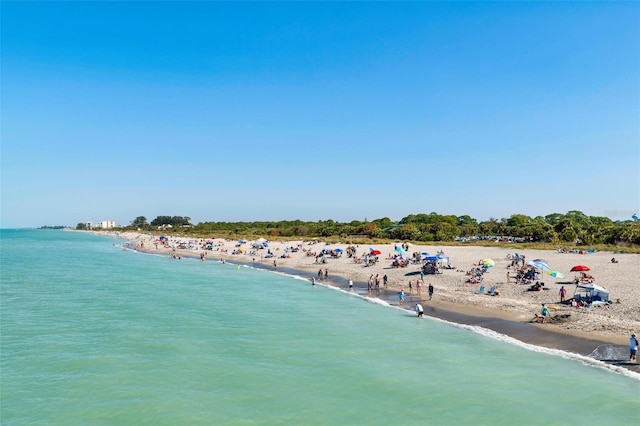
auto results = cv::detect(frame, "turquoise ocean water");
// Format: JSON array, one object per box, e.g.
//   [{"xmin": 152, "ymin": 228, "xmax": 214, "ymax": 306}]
[{"xmin": 1, "ymin": 229, "xmax": 639, "ymax": 425}]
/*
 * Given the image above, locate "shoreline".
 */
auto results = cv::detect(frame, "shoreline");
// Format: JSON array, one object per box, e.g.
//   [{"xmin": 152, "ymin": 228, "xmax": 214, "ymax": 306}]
[
  {"xmin": 111, "ymin": 231, "xmax": 639, "ymax": 374},
  {"xmin": 236, "ymin": 261, "xmax": 637, "ymax": 369}
]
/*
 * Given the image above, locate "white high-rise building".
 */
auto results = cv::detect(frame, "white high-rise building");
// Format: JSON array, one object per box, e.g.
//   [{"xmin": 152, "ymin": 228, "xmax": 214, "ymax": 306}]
[{"xmin": 98, "ymin": 220, "xmax": 116, "ymax": 229}]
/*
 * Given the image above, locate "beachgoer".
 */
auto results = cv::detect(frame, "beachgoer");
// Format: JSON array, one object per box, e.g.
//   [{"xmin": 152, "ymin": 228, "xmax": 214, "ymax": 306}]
[
  {"xmin": 324, "ymin": 268, "xmax": 328, "ymax": 279},
  {"xmin": 611, "ymin": 257, "xmax": 618, "ymax": 264},
  {"xmin": 415, "ymin": 303, "xmax": 424, "ymax": 318},
  {"xmin": 539, "ymin": 304, "xmax": 550, "ymax": 323},
  {"xmin": 630, "ymin": 334, "xmax": 639, "ymax": 362},
  {"xmin": 349, "ymin": 279, "xmax": 353, "ymax": 291},
  {"xmin": 273, "ymin": 260, "xmax": 277, "ymax": 269},
  {"xmin": 398, "ymin": 289, "xmax": 405, "ymax": 305},
  {"xmin": 318, "ymin": 268, "xmax": 323, "ymax": 279},
  {"xmin": 428, "ymin": 283, "xmax": 434, "ymax": 301},
  {"xmin": 311, "ymin": 277, "xmax": 315, "ymax": 285},
  {"xmin": 408, "ymin": 280, "xmax": 413, "ymax": 294},
  {"xmin": 559, "ymin": 286, "xmax": 567, "ymax": 302},
  {"xmin": 383, "ymin": 274, "xmax": 388, "ymax": 288}
]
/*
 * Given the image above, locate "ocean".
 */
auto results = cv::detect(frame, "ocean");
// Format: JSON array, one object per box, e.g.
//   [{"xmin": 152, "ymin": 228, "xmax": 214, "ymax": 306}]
[{"xmin": 1, "ymin": 229, "xmax": 638, "ymax": 425}]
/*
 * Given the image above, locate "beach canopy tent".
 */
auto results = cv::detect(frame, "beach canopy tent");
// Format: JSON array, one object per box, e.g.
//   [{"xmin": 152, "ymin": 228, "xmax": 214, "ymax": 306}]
[
  {"xmin": 575, "ymin": 283, "xmax": 609, "ymax": 302},
  {"xmin": 423, "ymin": 254, "xmax": 450, "ymax": 267}
]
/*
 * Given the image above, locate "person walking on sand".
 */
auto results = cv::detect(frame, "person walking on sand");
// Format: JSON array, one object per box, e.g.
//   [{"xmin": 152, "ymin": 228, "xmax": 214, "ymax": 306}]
[
  {"xmin": 415, "ymin": 303, "xmax": 424, "ymax": 318},
  {"xmin": 383, "ymin": 274, "xmax": 388, "ymax": 288},
  {"xmin": 559, "ymin": 286, "xmax": 567, "ymax": 302},
  {"xmin": 535, "ymin": 304, "xmax": 550, "ymax": 323},
  {"xmin": 630, "ymin": 333, "xmax": 639, "ymax": 362},
  {"xmin": 428, "ymin": 283, "xmax": 434, "ymax": 301}
]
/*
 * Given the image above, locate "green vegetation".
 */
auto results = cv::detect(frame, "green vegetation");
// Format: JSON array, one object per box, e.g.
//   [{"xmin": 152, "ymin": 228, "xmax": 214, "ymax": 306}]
[{"xmin": 105, "ymin": 211, "xmax": 640, "ymax": 252}]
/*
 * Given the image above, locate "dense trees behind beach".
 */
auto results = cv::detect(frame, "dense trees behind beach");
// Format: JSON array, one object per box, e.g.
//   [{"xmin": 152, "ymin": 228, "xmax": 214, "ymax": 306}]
[{"xmin": 113, "ymin": 211, "xmax": 640, "ymax": 246}]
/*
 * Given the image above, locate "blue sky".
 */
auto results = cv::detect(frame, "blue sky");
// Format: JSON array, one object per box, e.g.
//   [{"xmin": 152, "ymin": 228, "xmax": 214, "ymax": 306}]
[{"xmin": 2, "ymin": 1, "xmax": 638, "ymax": 228}]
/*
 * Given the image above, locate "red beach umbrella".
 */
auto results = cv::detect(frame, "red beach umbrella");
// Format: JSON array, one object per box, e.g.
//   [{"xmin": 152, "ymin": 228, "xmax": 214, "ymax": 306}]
[
  {"xmin": 570, "ymin": 265, "xmax": 590, "ymax": 272},
  {"xmin": 370, "ymin": 249, "xmax": 382, "ymax": 255}
]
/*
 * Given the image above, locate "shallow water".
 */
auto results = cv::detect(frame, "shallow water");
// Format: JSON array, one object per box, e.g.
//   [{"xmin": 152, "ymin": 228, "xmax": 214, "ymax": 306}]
[{"xmin": 1, "ymin": 229, "xmax": 638, "ymax": 425}]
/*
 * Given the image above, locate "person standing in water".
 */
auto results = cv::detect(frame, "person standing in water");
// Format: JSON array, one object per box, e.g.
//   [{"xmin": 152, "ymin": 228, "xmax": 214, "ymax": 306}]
[
  {"xmin": 630, "ymin": 333, "xmax": 639, "ymax": 362},
  {"xmin": 415, "ymin": 303, "xmax": 424, "ymax": 318}
]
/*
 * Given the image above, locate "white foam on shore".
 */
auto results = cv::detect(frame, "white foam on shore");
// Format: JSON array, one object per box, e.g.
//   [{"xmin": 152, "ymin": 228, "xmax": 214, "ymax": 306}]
[{"xmin": 429, "ymin": 316, "xmax": 640, "ymax": 380}]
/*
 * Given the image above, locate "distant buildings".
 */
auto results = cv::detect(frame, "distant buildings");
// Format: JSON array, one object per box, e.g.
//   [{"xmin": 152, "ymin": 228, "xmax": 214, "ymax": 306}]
[{"xmin": 85, "ymin": 220, "xmax": 116, "ymax": 230}]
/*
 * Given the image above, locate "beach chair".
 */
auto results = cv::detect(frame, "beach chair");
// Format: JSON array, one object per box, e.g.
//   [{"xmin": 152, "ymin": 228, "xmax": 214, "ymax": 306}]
[
  {"xmin": 475, "ymin": 285, "xmax": 485, "ymax": 294},
  {"xmin": 486, "ymin": 286, "xmax": 496, "ymax": 296}
]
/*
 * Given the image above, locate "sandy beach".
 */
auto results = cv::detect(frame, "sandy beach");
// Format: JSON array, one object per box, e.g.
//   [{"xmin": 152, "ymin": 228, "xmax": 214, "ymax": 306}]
[{"xmin": 116, "ymin": 232, "xmax": 639, "ymax": 370}]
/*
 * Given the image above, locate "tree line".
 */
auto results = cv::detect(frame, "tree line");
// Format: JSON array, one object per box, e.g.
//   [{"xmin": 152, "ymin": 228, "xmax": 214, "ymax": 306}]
[{"xmin": 110, "ymin": 211, "xmax": 640, "ymax": 246}]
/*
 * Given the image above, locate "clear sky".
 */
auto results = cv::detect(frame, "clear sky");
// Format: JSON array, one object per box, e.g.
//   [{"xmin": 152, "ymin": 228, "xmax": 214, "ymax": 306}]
[{"xmin": 2, "ymin": 1, "xmax": 638, "ymax": 228}]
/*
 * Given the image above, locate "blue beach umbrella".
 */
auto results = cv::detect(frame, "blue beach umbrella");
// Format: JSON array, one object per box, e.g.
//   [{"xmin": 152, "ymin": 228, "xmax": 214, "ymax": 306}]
[{"xmin": 528, "ymin": 260, "xmax": 551, "ymax": 271}]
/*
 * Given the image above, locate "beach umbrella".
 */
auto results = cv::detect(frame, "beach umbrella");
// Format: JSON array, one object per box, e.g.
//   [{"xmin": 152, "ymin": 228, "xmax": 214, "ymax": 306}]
[
  {"xmin": 482, "ymin": 259, "xmax": 495, "ymax": 268},
  {"xmin": 570, "ymin": 265, "xmax": 590, "ymax": 272},
  {"xmin": 395, "ymin": 246, "xmax": 407, "ymax": 255},
  {"xmin": 548, "ymin": 271, "xmax": 565, "ymax": 279},
  {"xmin": 527, "ymin": 260, "xmax": 551, "ymax": 271},
  {"xmin": 424, "ymin": 256, "xmax": 438, "ymax": 261},
  {"xmin": 421, "ymin": 252, "xmax": 429, "ymax": 256},
  {"xmin": 334, "ymin": 248, "xmax": 343, "ymax": 253},
  {"xmin": 370, "ymin": 249, "xmax": 381, "ymax": 255}
]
